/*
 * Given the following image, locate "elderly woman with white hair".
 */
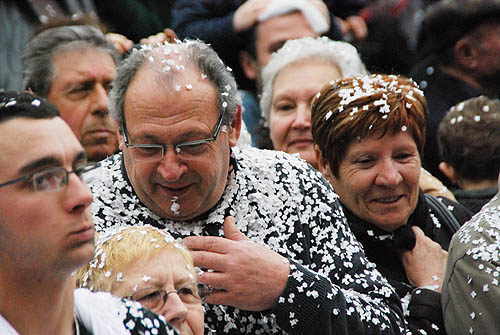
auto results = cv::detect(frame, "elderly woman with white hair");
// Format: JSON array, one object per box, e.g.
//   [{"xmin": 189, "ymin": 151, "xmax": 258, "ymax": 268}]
[{"xmin": 259, "ymin": 36, "xmax": 368, "ymax": 168}]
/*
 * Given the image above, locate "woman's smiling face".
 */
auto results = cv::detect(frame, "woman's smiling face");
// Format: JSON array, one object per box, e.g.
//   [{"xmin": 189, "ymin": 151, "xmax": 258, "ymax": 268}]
[{"xmin": 324, "ymin": 131, "xmax": 421, "ymax": 232}]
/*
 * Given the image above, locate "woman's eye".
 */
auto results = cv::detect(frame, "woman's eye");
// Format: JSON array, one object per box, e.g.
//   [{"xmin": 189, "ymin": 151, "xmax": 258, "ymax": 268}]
[{"xmin": 276, "ymin": 104, "xmax": 294, "ymax": 112}]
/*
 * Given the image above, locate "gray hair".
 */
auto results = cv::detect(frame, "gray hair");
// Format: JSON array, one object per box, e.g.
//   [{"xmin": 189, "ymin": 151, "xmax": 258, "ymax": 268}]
[
  {"xmin": 21, "ymin": 25, "xmax": 120, "ymax": 97},
  {"xmin": 260, "ymin": 36, "xmax": 369, "ymax": 121},
  {"xmin": 110, "ymin": 40, "xmax": 240, "ymax": 126}
]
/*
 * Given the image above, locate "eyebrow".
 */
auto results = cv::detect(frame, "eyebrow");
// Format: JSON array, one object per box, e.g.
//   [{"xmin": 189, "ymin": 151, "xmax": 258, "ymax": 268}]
[{"xmin": 18, "ymin": 151, "xmax": 87, "ymax": 175}]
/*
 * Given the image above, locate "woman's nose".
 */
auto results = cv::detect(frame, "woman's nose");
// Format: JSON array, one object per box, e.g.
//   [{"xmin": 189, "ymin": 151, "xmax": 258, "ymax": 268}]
[{"xmin": 158, "ymin": 292, "xmax": 189, "ymax": 330}]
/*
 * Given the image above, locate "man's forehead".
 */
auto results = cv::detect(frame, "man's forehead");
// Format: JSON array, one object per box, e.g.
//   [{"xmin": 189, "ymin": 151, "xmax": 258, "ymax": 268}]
[
  {"xmin": 0, "ymin": 117, "xmax": 82, "ymax": 171},
  {"xmin": 51, "ymin": 47, "xmax": 117, "ymax": 83}
]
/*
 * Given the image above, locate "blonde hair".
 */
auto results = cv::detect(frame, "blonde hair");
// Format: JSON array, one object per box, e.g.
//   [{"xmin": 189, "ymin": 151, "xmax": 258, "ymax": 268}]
[{"xmin": 75, "ymin": 226, "xmax": 194, "ymax": 292}]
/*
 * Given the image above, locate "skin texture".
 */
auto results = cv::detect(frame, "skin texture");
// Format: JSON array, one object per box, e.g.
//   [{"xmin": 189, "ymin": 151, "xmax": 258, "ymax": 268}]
[
  {"xmin": 111, "ymin": 250, "xmax": 204, "ymax": 335},
  {"xmin": 318, "ymin": 131, "xmax": 421, "ymax": 233},
  {"xmin": 120, "ymin": 64, "xmax": 239, "ymax": 221},
  {"xmin": 0, "ymin": 117, "xmax": 94, "ymax": 275},
  {"xmin": 269, "ymin": 60, "xmax": 341, "ymax": 168},
  {"xmin": 47, "ymin": 47, "xmax": 119, "ymax": 162}
]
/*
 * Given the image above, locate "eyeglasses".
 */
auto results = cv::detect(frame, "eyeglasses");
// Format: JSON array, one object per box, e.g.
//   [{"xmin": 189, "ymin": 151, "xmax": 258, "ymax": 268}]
[
  {"xmin": 0, "ymin": 163, "xmax": 100, "ymax": 192},
  {"xmin": 126, "ymin": 282, "xmax": 212, "ymax": 311},
  {"xmin": 121, "ymin": 110, "xmax": 227, "ymax": 162}
]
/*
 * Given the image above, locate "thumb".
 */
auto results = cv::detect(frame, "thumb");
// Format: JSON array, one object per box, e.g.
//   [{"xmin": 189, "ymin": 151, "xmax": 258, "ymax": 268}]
[{"xmin": 223, "ymin": 216, "xmax": 250, "ymax": 242}]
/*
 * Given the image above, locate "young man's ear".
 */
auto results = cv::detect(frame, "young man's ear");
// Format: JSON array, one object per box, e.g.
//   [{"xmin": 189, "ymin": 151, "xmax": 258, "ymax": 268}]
[
  {"xmin": 240, "ymin": 50, "xmax": 259, "ymax": 81},
  {"xmin": 439, "ymin": 161, "xmax": 459, "ymax": 185}
]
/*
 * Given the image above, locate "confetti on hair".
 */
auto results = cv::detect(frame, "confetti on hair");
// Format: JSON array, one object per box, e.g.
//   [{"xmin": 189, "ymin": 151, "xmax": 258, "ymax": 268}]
[
  {"xmin": 325, "ymin": 110, "xmax": 333, "ymax": 120},
  {"xmin": 401, "ymin": 125, "xmax": 407, "ymax": 132},
  {"xmin": 186, "ymin": 84, "xmax": 193, "ymax": 90},
  {"xmin": 474, "ymin": 115, "xmax": 481, "ymax": 122},
  {"xmin": 482, "ymin": 105, "xmax": 490, "ymax": 112},
  {"xmin": 31, "ymin": 99, "xmax": 41, "ymax": 107}
]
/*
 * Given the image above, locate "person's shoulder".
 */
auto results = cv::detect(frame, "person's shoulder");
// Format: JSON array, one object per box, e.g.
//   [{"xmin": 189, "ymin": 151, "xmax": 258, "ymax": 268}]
[{"xmin": 449, "ymin": 192, "xmax": 500, "ymax": 255}]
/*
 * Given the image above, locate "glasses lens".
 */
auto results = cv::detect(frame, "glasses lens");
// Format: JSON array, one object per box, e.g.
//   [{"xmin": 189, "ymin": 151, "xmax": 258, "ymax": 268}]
[
  {"xmin": 177, "ymin": 142, "xmax": 212, "ymax": 160},
  {"xmin": 130, "ymin": 146, "xmax": 163, "ymax": 162},
  {"xmin": 132, "ymin": 288, "xmax": 164, "ymax": 310},
  {"xmin": 197, "ymin": 283, "xmax": 212, "ymax": 302},
  {"xmin": 33, "ymin": 168, "xmax": 66, "ymax": 192}
]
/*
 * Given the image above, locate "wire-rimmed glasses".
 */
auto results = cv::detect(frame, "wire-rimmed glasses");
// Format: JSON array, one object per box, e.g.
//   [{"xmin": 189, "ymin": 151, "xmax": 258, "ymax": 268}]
[
  {"xmin": 126, "ymin": 282, "xmax": 212, "ymax": 311},
  {"xmin": 121, "ymin": 110, "xmax": 227, "ymax": 162},
  {"xmin": 0, "ymin": 162, "xmax": 100, "ymax": 192}
]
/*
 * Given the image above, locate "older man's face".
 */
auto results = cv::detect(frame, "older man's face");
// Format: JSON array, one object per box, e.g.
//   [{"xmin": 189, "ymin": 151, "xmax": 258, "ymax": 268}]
[
  {"xmin": 47, "ymin": 47, "xmax": 119, "ymax": 162},
  {"xmin": 120, "ymin": 64, "xmax": 239, "ymax": 221}
]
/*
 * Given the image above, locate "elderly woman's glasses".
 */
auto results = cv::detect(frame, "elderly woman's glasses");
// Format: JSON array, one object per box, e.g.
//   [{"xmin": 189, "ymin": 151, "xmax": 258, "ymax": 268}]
[
  {"xmin": 0, "ymin": 163, "xmax": 100, "ymax": 192},
  {"xmin": 127, "ymin": 282, "xmax": 212, "ymax": 311},
  {"xmin": 121, "ymin": 110, "xmax": 226, "ymax": 162}
]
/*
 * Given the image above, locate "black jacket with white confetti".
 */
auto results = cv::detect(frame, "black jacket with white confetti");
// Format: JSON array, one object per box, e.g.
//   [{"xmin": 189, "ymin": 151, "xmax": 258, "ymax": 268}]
[
  {"xmin": 89, "ymin": 147, "xmax": 407, "ymax": 334},
  {"xmin": 345, "ymin": 191, "xmax": 473, "ymax": 335}
]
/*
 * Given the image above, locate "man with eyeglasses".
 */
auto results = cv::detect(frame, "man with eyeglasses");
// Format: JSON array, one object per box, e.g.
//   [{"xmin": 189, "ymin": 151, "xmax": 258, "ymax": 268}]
[
  {"xmin": 89, "ymin": 40, "xmax": 407, "ymax": 334},
  {"xmin": 0, "ymin": 91, "xmax": 178, "ymax": 334}
]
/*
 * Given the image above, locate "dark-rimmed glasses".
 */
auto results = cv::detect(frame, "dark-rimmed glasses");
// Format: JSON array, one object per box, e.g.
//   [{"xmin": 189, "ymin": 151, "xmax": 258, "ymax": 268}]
[
  {"xmin": 126, "ymin": 282, "xmax": 212, "ymax": 311},
  {"xmin": 0, "ymin": 163, "xmax": 100, "ymax": 192},
  {"xmin": 121, "ymin": 110, "xmax": 227, "ymax": 162}
]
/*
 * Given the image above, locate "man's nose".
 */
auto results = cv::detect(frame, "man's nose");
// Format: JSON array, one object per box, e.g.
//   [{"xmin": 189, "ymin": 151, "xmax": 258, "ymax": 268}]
[{"xmin": 156, "ymin": 148, "xmax": 188, "ymax": 182}]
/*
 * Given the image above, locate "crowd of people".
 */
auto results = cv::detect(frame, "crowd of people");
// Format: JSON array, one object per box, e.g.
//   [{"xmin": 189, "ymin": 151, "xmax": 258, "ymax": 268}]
[{"xmin": 1, "ymin": 0, "xmax": 500, "ymax": 334}]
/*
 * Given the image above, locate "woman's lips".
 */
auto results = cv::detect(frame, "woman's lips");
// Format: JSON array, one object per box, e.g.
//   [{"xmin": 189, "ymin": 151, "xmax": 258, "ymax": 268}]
[{"xmin": 290, "ymin": 138, "xmax": 313, "ymax": 149}]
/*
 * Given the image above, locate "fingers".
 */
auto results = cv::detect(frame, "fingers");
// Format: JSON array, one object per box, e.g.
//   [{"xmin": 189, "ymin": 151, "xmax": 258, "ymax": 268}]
[
  {"xmin": 223, "ymin": 216, "xmax": 250, "ymax": 242},
  {"xmin": 189, "ymin": 249, "xmax": 229, "ymax": 273}
]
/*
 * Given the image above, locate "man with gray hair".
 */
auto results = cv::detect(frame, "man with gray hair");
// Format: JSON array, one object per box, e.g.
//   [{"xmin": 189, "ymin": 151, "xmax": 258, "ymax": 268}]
[
  {"xmin": 88, "ymin": 39, "xmax": 407, "ymax": 334},
  {"xmin": 22, "ymin": 25, "xmax": 120, "ymax": 162}
]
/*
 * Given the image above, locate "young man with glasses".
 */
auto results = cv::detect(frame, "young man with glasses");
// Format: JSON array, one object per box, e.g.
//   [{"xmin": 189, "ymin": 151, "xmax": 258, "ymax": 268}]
[
  {"xmin": 89, "ymin": 40, "xmax": 407, "ymax": 334},
  {"xmin": 0, "ymin": 91, "xmax": 177, "ymax": 335}
]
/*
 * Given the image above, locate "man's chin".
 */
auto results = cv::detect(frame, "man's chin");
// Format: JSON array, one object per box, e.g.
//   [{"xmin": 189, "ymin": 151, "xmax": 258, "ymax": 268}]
[{"xmin": 85, "ymin": 143, "xmax": 119, "ymax": 162}]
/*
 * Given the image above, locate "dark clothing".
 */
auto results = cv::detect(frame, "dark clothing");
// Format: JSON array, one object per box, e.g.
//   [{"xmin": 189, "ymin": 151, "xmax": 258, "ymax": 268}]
[
  {"xmin": 343, "ymin": 190, "xmax": 473, "ymax": 335},
  {"xmin": 95, "ymin": 1, "xmax": 173, "ymax": 43},
  {"xmin": 409, "ymin": 57, "xmax": 482, "ymax": 185},
  {"xmin": 89, "ymin": 147, "xmax": 407, "ymax": 334},
  {"xmin": 451, "ymin": 187, "xmax": 498, "ymax": 215}
]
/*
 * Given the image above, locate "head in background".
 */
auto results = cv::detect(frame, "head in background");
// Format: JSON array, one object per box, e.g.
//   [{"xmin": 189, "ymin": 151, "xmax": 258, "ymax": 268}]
[
  {"xmin": 22, "ymin": 25, "xmax": 120, "ymax": 162},
  {"xmin": 438, "ymin": 96, "xmax": 500, "ymax": 190},
  {"xmin": 260, "ymin": 36, "xmax": 368, "ymax": 168},
  {"xmin": 239, "ymin": 0, "xmax": 329, "ymax": 88},
  {"xmin": 76, "ymin": 225, "xmax": 208, "ymax": 335},
  {"xmin": 418, "ymin": 0, "xmax": 500, "ymax": 96},
  {"xmin": 312, "ymin": 74, "xmax": 427, "ymax": 232}
]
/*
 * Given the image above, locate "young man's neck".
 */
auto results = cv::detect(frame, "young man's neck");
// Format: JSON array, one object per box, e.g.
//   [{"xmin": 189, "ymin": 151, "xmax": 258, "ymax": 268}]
[
  {"xmin": 0, "ymin": 270, "xmax": 75, "ymax": 334},
  {"xmin": 458, "ymin": 177, "xmax": 498, "ymax": 191}
]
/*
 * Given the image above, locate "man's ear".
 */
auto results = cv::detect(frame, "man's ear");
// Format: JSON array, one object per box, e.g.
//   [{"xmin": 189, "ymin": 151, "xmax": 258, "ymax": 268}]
[
  {"xmin": 454, "ymin": 38, "xmax": 479, "ymax": 70},
  {"xmin": 439, "ymin": 161, "xmax": 459, "ymax": 185},
  {"xmin": 228, "ymin": 105, "xmax": 242, "ymax": 147},
  {"xmin": 240, "ymin": 50, "xmax": 259, "ymax": 80},
  {"xmin": 117, "ymin": 124, "xmax": 125, "ymax": 150}
]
